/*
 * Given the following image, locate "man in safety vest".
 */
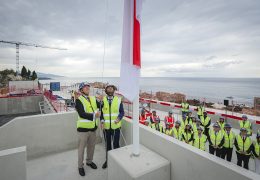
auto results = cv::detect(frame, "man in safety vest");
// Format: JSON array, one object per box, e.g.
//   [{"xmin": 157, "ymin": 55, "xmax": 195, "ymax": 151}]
[
  {"xmin": 181, "ymin": 100, "xmax": 189, "ymax": 117},
  {"xmin": 221, "ymin": 123, "xmax": 235, "ymax": 162},
  {"xmin": 164, "ymin": 110, "xmax": 175, "ymax": 128},
  {"xmin": 208, "ymin": 123, "xmax": 224, "ymax": 157},
  {"xmin": 239, "ymin": 115, "xmax": 252, "ymax": 136},
  {"xmin": 100, "ymin": 84, "xmax": 124, "ymax": 169},
  {"xmin": 197, "ymin": 103, "xmax": 205, "ymax": 118},
  {"xmin": 164, "ymin": 123, "xmax": 173, "ymax": 136},
  {"xmin": 200, "ymin": 111, "xmax": 211, "ymax": 138},
  {"xmin": 193, "ymin": 126, "xmax": 207, "ymax": 151},
  {"xmin": 252, "ymin": 132, "xmax": 260, "ymax": 174},
  {"xmin": 173, "ymin": 121, "xmax": 183, "ymax": 140},
  {"xmin": 191, "ymin": 116, "xmax": 198, "ymax": 135},
  {"xmin": 234, "ymin": 128, "xmax": 253, "ymax": 169},
  {"xmin": 150, "ymin": 110, "xmax": 160, "ymax": 124},
  {"xmin": 150, "ymin": 117, "xmax": 164, "ymax": 133},
  {"xmin": 182, "ymin": 124, "xmax": 194, "ymax": 145},
  {"xmin": 139, "ymin": 109, "xmax": 147, "ymax": 125},
  {"xmin": 75, "ymin": 82, "xmax": 101, "ymax": 176},
  {"xmin": 217, "ymin": 117, "xmax": 225, "ymax": 134}
]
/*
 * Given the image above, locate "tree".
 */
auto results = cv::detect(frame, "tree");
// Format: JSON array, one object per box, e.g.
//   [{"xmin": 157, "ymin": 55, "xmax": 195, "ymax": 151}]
[
  {"xmin": 21, "ymin": 66, "xmax": 27, "ymax": 78},
  {"xmin": 31, "ymin": 71, "xmax": 38, "ymax": 80},
  {"xmin": 27, "ymin": 69, "xmax": 31, "ymax": 79}
]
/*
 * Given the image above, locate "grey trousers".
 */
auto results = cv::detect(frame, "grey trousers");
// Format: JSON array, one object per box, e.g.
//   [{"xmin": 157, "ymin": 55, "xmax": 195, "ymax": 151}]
[{"xmin": 78, "ymin": 131, "xmax": 96, "ymax": 168}]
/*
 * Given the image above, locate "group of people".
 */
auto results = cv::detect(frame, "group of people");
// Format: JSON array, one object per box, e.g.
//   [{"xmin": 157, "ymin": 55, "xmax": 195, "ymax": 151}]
[
  {"xmin": 139, "ymin": 101, "xmax": 260, "ymax": 174},
  {"xmin": 75, "ymin": 83, "xmax": 124, "ymax": 176}
]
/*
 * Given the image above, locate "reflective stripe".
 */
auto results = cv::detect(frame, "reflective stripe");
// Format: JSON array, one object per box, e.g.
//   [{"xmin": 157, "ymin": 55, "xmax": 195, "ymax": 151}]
[
  {"xmin": 79, "ymin": 120, "xmax": 93, "ymax": 123},
  {"xmin": 104, "ymin": 120, "xmax": 116, "ymax": 123},
  {"xmin": 103, "ymin": 113, "xmax": 119, "ymax": 117}
]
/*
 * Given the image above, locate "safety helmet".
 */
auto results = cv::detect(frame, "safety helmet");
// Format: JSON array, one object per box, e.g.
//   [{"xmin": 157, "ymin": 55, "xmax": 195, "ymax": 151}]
[
  {"xmin": 242, "ymin": 115, "xmax": 248, "ymax": 119},
  {"xmin": 105, "ymin": 84, "xmax": 117, "ymax": 95},
  {"xmin": 224, "ymin": 123, "xmax": 232, "ymax": 128},
  {"xmin": 79, "ymin": 82, "xmax": 90, "ymax": 90},
  {"xmin": 240, "ymin": 127, "xmax": 247, "ymax": 132},
  {"xmin": 169, "ymin": 110, "xmax": 173, "ymax": 114},
  {"xmin": 213, "ymin": 123, "xmax": 220, "ymax": 128},
  {"xmin": 175, "ymin": 121, "xmax": 181, "ymax": 125}
]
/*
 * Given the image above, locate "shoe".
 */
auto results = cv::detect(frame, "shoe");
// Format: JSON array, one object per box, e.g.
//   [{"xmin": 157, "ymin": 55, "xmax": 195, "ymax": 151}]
[
  {"xmin": 78, "ymin": 168, "xmax": 85, "ymax": 176},
  {"xmin": 102, "ymin": 161, "xmax": 107, "ymax": 169},
  {"xmin": 86, "ymin": 162, "xmax": 97, "ymax": 169}
]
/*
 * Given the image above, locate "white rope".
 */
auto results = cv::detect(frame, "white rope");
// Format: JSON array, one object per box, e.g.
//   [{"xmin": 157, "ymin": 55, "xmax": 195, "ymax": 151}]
[{"xmin": 101, "ymin": 0, "xmax": 109, "ymax": 89}]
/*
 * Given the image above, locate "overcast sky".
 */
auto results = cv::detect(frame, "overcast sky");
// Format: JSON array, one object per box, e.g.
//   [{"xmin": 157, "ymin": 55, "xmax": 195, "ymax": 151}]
[{"xmin": 0, "ymin": 0, "xmax": 260, "ymax": 78}]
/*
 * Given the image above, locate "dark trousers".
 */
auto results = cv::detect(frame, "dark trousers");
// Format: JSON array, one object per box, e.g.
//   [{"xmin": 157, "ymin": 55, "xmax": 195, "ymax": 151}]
[
  {"xmin": 204, "ymin": 128, "xmax": 210, "ymax": 138},
  {"xmin": 209, "ymin": 145, "xmax": 222, "ymax": 157},
  {"xmin": 104, "ymin": 128, "xmax": 120, "ymax": 160},
  {"xmin": 221, "ymin": 147, "xmax": 233, "ymax": 162},
  {"xmin": 236, "ymin": 151, "xmax": 250, "ymax": 170}
]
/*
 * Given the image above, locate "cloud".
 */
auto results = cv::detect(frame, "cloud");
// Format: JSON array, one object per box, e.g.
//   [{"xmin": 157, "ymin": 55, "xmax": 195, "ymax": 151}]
[{"xmin": 0, "ymin": 0, "xmax": 260, "ymax": 77}]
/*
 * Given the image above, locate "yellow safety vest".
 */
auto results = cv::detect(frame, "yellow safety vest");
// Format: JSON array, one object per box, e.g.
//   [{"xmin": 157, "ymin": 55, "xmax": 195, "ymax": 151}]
[
  {"xmin": 217, "ymin": 121, "xmax": 225, "ymax": 133},
  {"xmin": 181, "ymin": 102, "xmax": 189, "ymax": 112},
  {"xmin": 165, "ymin": 129, "xmax": 173, "ymax": 136},
  {"xmin": 102, "ymin": 96, "xmax": 121, "ymax": 130},
  {"xmin": 223, "ymin": 131, "xmax": 235, "ymax": 148},
  {"xmin": 209, "ymin": 130, "xmax": 223, "ymax": 147},
  {"xmin": 200, "ymin": 116, "xmax": 211, "ymax": 127},
  {"xmin": 150, "ymin": 123, "xmax": 164, "ymax": 133},
  {"xmin": 182, "ymin": 131, "xmax": 193, "ymax": 145},
  {"xmin": 77, "ymin": 95, "xmax": 98, "ymax": 129},
  {"xmin": 197, "ymin": 106, "xmax": 205, "ymax": 116},
  {"xmin": 173, "ymin": 127, "xmax": 183, "ymax": 140},
  {"xmin": 193, "ymin": 134, "xmax": 207, "ymax": 151},
  {"xmin": 236, "ymin": 135, "xmax": 252, "ymax": 155},
  {"xmin": 192, "ymin": 122, "xmax": 198, "ymax": 135},
  {"xmin": 239, "ymin": 120, "xmax": 252, "ymax": 135},
  {"xmin": 254, "ymin": 141, "xmax": 260, "ymax": 157}
]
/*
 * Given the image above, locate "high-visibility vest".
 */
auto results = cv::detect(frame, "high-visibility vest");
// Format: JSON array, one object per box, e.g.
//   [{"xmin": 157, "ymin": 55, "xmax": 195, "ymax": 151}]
[
  {"xmin": 193, "ymin": 134, "xmax": 207, "ymax": 151},
  {"xmin": 197, "ymin": 106, "xmax": 205, "ymax": 116},
  {"xmin": 77, "ymin": 95, "xmax": 98, "ymax": 129},
  {"xmin": 217, "ymin": 121, "xmax": 225, "ymax": 133},
  {"xmin": 151, "ymin": 115, "xmax": 160, "ymax": 123},
  {"xmin": 182, "ymin": 131, "xmax": 193, "ymax": 145},
  {"xmin": 173, "ymin": 127, "xmax": 183, "ymax": 140},
  {"xmin": 165, "ymin": 128, "xmax": 173, "ymax": 136},
  {"xmin": 192, "ymin": 122, "xmax": 198, "ymax": 135},
  {"xmin": 200, "ymin": 116, "xmax": 211, "ymax": 127},
  {"xmin": 223, "ymin": 131, "xmax": 235, "ymax": 148},
  {"xmin": 236, "ymin": 135, "xmax": 252, "ymax": 155},
  {"xmin": 181, "ymin": 102, "xmax": 189, "ymax": 112},
  {"xmin": 254, "ymin": 141, "xmax": 260, "ymax": 157},
  {"xmin": 209, "ymin": 130, "xmax": 224, "ymax": 147},
  {"xmin": 150, "ymin": 123, "xmax": 164, "ymax": 133},
  {"xmin": 165, "ymin": 116, "xmax": 174, "ymax": 128},
  {"xmin": 239, "ymin": 120, "xmax": 252, "ymax": 135},
  {"xmin": 102, "ymin": 96, "xmax": 122, "ymax": 130},
  {"xmin": 139, "ymin": 115, "xmax": 147, "ymax": 125}
]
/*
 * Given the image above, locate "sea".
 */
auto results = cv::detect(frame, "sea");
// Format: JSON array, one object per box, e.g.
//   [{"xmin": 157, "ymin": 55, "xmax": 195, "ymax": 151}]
[{"xmin": 39, "ymin": 77, "xmax": 260, "ymax": 106}]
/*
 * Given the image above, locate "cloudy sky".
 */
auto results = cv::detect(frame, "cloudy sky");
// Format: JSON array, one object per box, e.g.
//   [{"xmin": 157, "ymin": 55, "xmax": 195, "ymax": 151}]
[{"xmin": 0, "ymin": 0, "xmax": 260, "ymax": 78}]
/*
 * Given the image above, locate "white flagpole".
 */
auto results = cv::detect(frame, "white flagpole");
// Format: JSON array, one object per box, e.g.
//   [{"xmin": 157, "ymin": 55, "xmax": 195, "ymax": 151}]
[{"xmin": 132, "ymin": 82, "xmax": 140, "ymax": 156}]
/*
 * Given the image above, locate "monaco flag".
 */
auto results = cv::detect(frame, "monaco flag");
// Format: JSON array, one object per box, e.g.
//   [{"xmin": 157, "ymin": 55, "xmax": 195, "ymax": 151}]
[{"xmin": 119, "ymin": 0, "xmax": 143, "ymax": 102}]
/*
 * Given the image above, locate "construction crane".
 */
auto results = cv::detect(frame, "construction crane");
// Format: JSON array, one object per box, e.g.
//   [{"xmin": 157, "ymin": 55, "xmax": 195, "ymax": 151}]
[{"xmin": 0, "ymin": 40, "xmax": 67, "ymax": 75}]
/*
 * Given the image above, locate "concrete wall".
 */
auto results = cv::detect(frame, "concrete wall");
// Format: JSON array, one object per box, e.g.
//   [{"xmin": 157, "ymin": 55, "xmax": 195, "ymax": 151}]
[
  {"xmin": 121, "ymin": 118, "xmax": 260, "ymax": 180},
  {"xmin": 0, "ymin": 112, "xmax": 102, "ymax": 159},
  {"xmin": 0, "ymin": 146, "xmax": 27, "ymax": 180},
  {"xmin": 0, "ymin": 95, "xmax": 43, "ymax": 115}
]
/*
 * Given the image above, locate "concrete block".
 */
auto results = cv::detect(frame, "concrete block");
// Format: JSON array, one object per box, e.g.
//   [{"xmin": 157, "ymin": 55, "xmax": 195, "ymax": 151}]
[
  {"xmin": 108, "ymin": 144, "xmax": 170, "ymax": 180},
  {"xmin": 0, "ymin": 146, "xmax": 27, "ymax": 180}
]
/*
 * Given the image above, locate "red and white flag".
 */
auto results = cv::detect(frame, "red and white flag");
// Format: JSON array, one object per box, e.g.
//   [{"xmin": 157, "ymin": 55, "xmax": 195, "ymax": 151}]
[{"xmin": 119, "ymin": 0, "xmax": 143, "ymax": 101}]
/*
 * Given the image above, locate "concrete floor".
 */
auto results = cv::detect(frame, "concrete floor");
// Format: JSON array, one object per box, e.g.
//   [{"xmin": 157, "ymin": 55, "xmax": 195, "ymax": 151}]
[{"xmin": 27, "ymin": 143, "xmax": 107, "ymax": 180}]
